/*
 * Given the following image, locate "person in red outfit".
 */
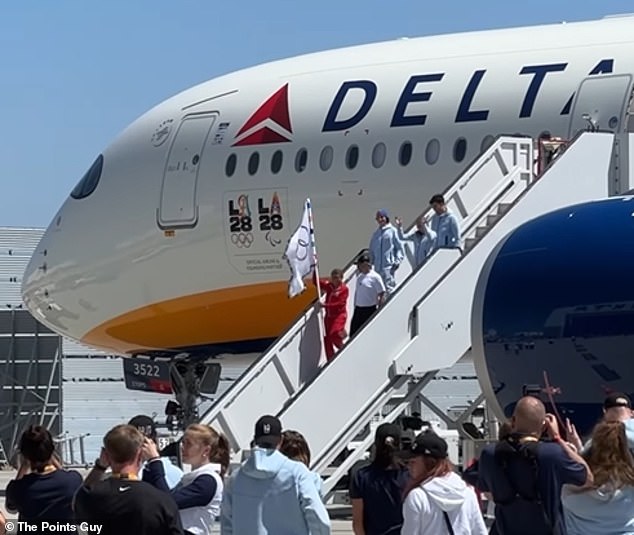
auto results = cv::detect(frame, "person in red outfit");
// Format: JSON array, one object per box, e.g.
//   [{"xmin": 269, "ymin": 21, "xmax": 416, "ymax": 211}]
[{"xmin": 313, "ymin": 268, "xmax": 349, "ymax": 361}]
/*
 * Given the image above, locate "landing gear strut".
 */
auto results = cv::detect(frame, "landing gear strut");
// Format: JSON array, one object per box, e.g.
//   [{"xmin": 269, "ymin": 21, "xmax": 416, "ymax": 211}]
[{"xmin": 166, "ymin": 358, "xmax": 222, "ymax": 430}]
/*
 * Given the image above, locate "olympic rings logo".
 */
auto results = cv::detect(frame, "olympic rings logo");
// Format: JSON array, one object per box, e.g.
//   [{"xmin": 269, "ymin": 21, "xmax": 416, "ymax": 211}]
[
  {"xmin": 294, "ymin": 225, "xmax": 310, "ymax": 261},
  {"xmin": 231, "ymin": 232, "xmax": 254, "ymax": 248}
]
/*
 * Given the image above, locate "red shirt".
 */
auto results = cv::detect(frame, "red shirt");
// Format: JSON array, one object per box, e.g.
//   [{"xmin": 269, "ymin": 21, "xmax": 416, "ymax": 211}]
[{"xmin": 313, "ymin": 274, "xmax": 349, "ymax": 320}]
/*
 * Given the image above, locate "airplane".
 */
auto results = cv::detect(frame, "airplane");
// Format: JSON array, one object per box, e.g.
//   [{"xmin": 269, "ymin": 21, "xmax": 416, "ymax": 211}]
[
  {"xmin": 473, "ymin": 196, "xmax": 634, "ymax": 435},
  {"xmin": 20, "ymin": 14, "xmax": 634, "ymax": 426}
]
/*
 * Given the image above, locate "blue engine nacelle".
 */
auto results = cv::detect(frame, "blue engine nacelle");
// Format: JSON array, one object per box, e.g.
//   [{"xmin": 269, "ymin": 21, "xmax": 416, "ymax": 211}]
[{"xmin": 472, "ymin": 196, "xmax": 634, "ymax": 437}]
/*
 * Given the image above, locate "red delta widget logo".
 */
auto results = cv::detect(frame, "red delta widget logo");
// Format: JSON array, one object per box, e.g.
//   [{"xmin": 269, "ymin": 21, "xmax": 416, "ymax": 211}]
[{"xmin": 232, "ymin": 84, "xmax": 293, "ymax": 146}]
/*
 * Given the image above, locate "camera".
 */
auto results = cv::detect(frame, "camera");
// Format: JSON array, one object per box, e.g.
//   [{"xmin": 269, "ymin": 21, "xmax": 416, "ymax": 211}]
[{"xmin": 523, "ymin": 384, "xmax": 543, "ymax": 400}]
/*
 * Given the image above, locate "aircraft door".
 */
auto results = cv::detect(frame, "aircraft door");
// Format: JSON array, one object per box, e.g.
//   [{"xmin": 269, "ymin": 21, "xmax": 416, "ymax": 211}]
[
  {"xmin": 568, "ymin": 75, "xmax": 632, "ymax": 138},
  {"xmin": 158, "ymin": 112, "xmax": 217, "ymax": 229}
]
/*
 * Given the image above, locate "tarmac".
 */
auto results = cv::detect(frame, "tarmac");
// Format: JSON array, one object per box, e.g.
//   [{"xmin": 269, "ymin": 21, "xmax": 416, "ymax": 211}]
[{"xmin": 0, "ymin": 469, "xmax": 355, "ymax": 534}]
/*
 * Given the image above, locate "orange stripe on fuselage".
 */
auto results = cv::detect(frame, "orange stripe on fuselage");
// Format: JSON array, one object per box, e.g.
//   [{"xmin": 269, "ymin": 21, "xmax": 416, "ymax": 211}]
[{"xmin": 81, "ymin": 280, "xmax": 315, "ymax": 355}]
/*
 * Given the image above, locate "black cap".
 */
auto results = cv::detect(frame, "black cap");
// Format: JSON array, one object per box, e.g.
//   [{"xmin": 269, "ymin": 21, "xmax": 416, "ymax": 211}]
[
  {"xmin": 604, "ymin": 393, "xmax": 631, "ymax": 410},
  {"xmin": 254, "ymin": 415, "xmax": 282, "ymax": 448},
  {"xmin": 375, "ymin": 423, "xmax": 401, "ymax": 447},
  {"xmin": 356, "ymin": 253, "xmax": 371, "ymax": 264},
  {"xmin": 402, "ymin": 432, "xmax": 448, "ymax": 459},
  {"xmin": 128, "ymin": 415, "xmax": 157, "ymax": 440}
]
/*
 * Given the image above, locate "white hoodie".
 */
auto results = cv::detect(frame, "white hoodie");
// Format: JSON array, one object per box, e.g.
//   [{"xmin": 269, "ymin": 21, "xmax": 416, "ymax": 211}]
[{"xmin": 401, "ymin": 471, "xmax": 487, "ymax": 535}]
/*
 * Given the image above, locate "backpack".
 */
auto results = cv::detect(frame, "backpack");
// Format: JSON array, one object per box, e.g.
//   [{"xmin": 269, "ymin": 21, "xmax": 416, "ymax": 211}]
[{"xmin": 492, "ymin": 437, "xmax": 557, "ymax": 534}]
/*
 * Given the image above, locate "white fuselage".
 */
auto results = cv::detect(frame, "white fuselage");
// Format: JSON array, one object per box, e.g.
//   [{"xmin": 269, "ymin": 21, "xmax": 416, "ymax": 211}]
[{"xmin": 22, "ymin": 15, "xmax": 634, "ymax": 356}]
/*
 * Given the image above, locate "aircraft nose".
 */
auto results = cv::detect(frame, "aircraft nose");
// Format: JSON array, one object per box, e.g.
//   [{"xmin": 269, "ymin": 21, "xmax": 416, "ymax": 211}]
[
  {"xmin": 22, "ymin": 225, "xmax": 54, "ymax": 322},
  {"xmin": 22, "ymin": 153, "xmax": 105, "ymax": 333}
]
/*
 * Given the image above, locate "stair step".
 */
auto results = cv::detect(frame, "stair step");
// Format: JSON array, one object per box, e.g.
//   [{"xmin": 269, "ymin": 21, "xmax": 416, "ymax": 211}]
[
  {"xmin": 497, "ymin": 203, "xmax": 512, "ymax": 215},
  {"xmin": 465, "ymin": 237, "xmax": 477, "ymax": 250},
  {"xmin": 486, "ymin": 214, "xmax": 500, "ymax": 226},
  {"xmin": 475, "ymin": 226, "xmax": 488, "ymax": 238}
]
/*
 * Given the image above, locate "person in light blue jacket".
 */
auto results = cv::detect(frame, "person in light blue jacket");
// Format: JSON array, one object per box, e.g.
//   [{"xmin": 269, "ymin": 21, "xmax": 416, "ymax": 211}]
[
  {"xmin": 394, "ymin": 215, "xmax": 437, "ymax": 268},
  {"xmin": 280, "ymin": 430, "xmax": 324, "ymax": 498},
  {"xmin": 220, "ymin": 415, "xmax": 330, "ymax": 535},
  {"xmin": 369, "ymin": 209, "xmax": 404, "ymax": 295},
  {"xmin": 429, "ymin": 194, "xmax": 461, "ymax": 250},
  {"xmin": 562, "ymin": 420, "xmax": 634, "ymax": 535}
]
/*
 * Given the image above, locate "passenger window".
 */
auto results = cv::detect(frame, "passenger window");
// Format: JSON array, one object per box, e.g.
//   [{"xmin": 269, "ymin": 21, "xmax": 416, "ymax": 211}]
[
  {"xmin": 425, "ymin": 139, "xmax": 440, "ymax": 165},
  {"xmin": 320, "ymin": 146, "xmax": 333, "ymax": 171},
  {"xmin": 371, "ymin": 143, "xmax": 386, "ymax": 168},
  {"xmin": 248, "ymin": 152, "xmax": 260, "ymax": 176},
  {"xmin": 453, "ymin": 138, "xmax": 467, "ymax": 163},
  {"xmin": 271, "ymin": 150, "xmax": 283, "ymax": 174},
  {"xmin": 225, "ymin": 154, "xmax": 237, "ymax": 177},
  {"xmin": 480, "ymin": 135, "xmax": 495, "ymax": 153},
  {"xmin": 70, "ymin": 155, "xmax": 104, "ymax": 199},
  {"xmin": 346, "ymin": 145, "xmax": 359, "ymax": 170},
  {"xmin": 295, "ymin": 148, "xmax": 308, "ymax": 173},
  {"xmin": 399, "ymin": 141, "xmax": 413, "ymax": 166}
]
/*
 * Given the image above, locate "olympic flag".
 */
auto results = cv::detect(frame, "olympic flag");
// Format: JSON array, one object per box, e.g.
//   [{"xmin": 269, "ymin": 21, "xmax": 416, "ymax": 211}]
[{"xmin": 283, "ymin": 199, "xmax": 317, "ymax": 298}]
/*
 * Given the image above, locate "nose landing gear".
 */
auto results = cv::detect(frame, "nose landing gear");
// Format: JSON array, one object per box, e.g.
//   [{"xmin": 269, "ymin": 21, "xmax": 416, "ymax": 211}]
[{"xmin": 166, "ymin": 358, "xmax": 222, "ymax": 430}]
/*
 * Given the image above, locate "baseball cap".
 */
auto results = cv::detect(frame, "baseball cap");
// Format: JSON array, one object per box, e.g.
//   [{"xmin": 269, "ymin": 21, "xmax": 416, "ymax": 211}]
[
  {"xmin": 401, "ymin": 432, "xmax": 448, "ymax": 459},
  {"xmin": 375, "ymin": 423, "xmax": 401, "ymax": 446},
  {"xmin": 254, "ymin": 415, "xmax": 282, "ymax": 448},
  {"xmin": 604, "ymin": 393, "xmax": 631, "ymax": 410},
  {"xmin": 356, "ymin": 253, "xmax": 371, "ymax": 264},
  {"xmin": 376, "ymin": 209, "xmax": 389, "ymax": 218},
  {"xmin": 128, "ymin": 415, "xmax": 157, "ymax": 440}
]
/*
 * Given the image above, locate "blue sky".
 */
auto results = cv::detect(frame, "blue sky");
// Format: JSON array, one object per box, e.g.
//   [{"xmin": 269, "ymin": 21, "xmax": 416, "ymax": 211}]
[{"xmin": 1, "ymin": 1, "xmax": 631, "ymax": 227}]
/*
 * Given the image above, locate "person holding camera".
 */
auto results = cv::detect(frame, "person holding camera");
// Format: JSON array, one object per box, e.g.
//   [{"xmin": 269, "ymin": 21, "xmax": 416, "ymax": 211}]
[
  {"xmin": 473, "ymin": 396, "xmax": 592, "ymax": 535},
  {"xmin": 6, "ymin": 425, "xmax": 82, "ymax": 522}
]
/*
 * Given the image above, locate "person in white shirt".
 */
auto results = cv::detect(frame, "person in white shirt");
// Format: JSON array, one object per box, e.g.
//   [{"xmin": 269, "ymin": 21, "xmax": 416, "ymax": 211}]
[
  {"xmin": 401, "ymin": 432, "xmax": 487, "ymax": 535},
  {"xmin": 349, "ymin": 253, "xmax": 386, "ymax": 337},
  {"xmin": 144, "ymin": 423, "xmax": 230, "ymax": 535}
]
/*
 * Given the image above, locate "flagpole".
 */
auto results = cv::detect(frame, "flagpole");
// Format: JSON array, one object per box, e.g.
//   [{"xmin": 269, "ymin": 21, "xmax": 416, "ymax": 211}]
[
  {"xmin": 307, "ymin": 199, "xmax": 326, "ymax": 363},
  {"xmin": 307, "ymin": 198, "xmax": 323, "ymax": 303}
]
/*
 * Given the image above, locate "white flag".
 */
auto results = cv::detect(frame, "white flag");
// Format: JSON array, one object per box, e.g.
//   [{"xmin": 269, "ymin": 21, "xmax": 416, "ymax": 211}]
[{"xmin": 283, "ymin": 199, "xmax": 317, "ymax": 298}]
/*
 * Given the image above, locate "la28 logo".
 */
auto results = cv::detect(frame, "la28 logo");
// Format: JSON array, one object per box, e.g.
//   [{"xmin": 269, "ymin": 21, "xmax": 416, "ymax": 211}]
[{"xmin": 228, "ymin": 198, "xmax": 284, "ymax": 232}]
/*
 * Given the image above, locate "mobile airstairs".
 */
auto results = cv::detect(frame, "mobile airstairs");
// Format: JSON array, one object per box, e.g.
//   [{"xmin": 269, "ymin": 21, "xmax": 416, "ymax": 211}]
[{"xmin": 199, "ymin": 132, "xmax": 618, "ymax": 497}]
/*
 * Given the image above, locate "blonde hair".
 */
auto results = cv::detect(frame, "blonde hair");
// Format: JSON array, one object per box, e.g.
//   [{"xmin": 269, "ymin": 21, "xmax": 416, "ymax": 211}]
[
  {"xmin": 185, "ymin": 424, "xmax": 230, "ymax": 477},
  {"xmin": 585, "ymin": 421, "xmax": 634, "ymax": 489}
]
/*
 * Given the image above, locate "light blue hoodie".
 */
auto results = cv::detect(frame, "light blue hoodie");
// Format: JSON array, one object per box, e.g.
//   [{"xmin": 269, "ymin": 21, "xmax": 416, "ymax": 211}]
[
  {"xmin": 220, "ymin": 448, "xmax": 330, "ymax": 535},
  {"xmin": 562, "ymin": 483, "xmax": 634, "ymax": 534},
  {"xmin": 369, "ymin": 223, "xmax": 404, "ymax": 272},
  {"xmin": 397, "ymin": 224, "xmax": 437, "ymax": 267},
  {"xmin": 140, "ymin": 456, "xmax": 183, "ymax": 489},
  {"xmin": 311, "ymin": 470, "xmax": 324, "ymax": 499},
  {"xmin": 430, "ymin": 210, "xmax": 461, "ymax": 250}
]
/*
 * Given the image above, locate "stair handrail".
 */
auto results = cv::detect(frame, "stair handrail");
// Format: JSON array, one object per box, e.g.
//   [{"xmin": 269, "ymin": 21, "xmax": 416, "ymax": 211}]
[{"xmin": 200, "ymin": 135, "xmax": 536, "ymax": 424}]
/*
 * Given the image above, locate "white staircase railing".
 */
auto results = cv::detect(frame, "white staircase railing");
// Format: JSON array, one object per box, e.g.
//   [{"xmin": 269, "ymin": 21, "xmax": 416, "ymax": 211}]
[
  {"xmin": 273, "ymin": 132, "xmax": 614, "ymax": 496},
  {"xmin": 198, "ymin": 135, "xmax": 535, "ymax": 455}
]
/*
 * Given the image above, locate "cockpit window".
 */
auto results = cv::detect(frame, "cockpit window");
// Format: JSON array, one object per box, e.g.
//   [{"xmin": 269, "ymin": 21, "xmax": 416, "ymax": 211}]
[{"xmin": 70, "ymin": 154, "xmax": 104, "ymax": 199}]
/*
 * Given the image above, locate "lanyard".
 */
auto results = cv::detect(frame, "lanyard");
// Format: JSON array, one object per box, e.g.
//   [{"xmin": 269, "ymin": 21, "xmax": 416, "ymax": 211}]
[
  {"xmin": 36, "ymin": 464, "xmax": 56, "ymax": 474},
  {"xmin": 110, "ymin": 473, "xmax": 138, "ymax": 480}
]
